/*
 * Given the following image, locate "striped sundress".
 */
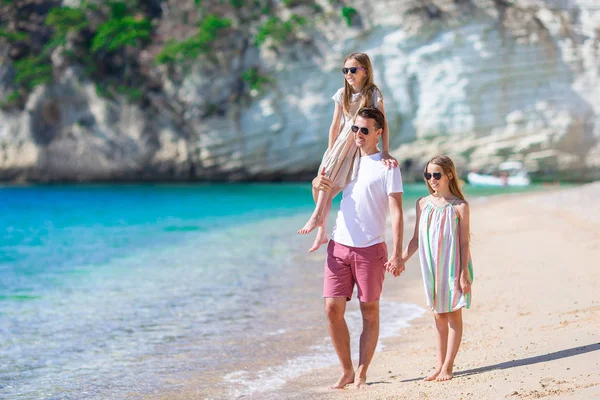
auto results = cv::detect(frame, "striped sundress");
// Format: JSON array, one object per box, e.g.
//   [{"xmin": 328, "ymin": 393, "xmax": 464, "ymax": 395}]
[{"xmin": 418, "ymin": 197, "xmax": 474, "ymax": 313}]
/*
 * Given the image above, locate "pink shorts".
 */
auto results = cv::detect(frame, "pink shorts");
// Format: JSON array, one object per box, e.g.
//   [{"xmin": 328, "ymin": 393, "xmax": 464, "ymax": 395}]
[{"xmin": 323, "ymin": 240, "xmax": 388, "ymax": 302}]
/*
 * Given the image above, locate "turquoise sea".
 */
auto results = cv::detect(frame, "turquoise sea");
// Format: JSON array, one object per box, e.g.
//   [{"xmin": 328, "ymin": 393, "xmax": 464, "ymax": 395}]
[{"xmin": 0, "ymin": 183, "xmax": 547, "ymax": 399}]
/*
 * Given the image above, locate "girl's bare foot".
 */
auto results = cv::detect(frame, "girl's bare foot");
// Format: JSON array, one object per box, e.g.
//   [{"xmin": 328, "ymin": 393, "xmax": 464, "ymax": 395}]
[
  {"xmin": 298, "ymin": 213, "xmax": 323, "ymax": 235},
  {"xmin": 435, "ymin": 368, "xmax": 453, "ymax": 381},
  {"xmin": 423, "ymin": 367, "xmax": 442, "ymax": 381},
  {"xmin": 354, "ymin": 377, "xmax": 368, "ymax": 389},
  {"xmin": 328, "ymin": 371, "xmax": 354, "ymax": 389},
  {"xmin": 308, "ymin": 229, "xmax": 328, "ymax": 252}
]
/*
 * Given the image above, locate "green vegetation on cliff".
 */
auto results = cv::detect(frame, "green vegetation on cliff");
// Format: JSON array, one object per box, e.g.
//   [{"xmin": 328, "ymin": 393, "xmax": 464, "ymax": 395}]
[
  {"xmin": 155, "ymin": 14, "xmax": 232, "ymax": 64},
  {"xmin": 0, "ymin": 0, "xmax": 359, "ymax": 110}
]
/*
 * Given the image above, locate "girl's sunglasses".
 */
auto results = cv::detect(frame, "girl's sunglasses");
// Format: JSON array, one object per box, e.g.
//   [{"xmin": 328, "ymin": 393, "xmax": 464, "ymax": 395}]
[
  {"xmin": 342, "ymin": 67, "xmax": 366, "ymax": 75},
  {"xmin": 424, "ymin": 172, "xmax": 443, "ymax": 180},
  {"xmin": 351, "ymin": 125, "xmax": 370, "ymax": 135}
]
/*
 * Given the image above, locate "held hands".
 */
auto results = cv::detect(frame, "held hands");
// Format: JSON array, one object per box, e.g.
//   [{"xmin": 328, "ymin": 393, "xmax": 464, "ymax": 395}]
[
  {"xmin": 384, "ymin": 254, "xmax": 405, "ymax": 277},
  {"xmin": 381, "ymin": 152, "xmax": 399, "ymax": 169},
  {"xmin": 460, "ymin": 272, "xmax": 472, "ymax": 295},
  {"xmin": 312, "ymin": 168, "xmax": 333, "ymax": 192}
]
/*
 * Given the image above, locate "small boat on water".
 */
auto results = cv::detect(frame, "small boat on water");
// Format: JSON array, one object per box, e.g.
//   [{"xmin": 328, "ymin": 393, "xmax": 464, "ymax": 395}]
[{"xmin": 467, "ymin": 161, "xmax": 531, "ymax": 187}]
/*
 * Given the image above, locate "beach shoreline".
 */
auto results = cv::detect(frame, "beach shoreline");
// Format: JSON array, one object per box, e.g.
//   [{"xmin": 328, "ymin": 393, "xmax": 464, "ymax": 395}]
[{"xmin": 147, "ymin": 182, "xmax": 600, "ymax": 400}]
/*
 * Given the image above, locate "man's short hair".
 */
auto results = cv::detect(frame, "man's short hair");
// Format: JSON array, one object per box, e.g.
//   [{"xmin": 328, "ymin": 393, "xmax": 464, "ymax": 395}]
[{"xmin": 356, "ymin": 107, "xmax": 385, "ymax": 130}]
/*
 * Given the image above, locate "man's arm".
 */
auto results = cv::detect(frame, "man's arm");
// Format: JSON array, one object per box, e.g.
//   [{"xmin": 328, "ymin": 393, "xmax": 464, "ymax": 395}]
[{"xmin": 385, "ymin": 192, "xmax": 405, "ymax": 277}]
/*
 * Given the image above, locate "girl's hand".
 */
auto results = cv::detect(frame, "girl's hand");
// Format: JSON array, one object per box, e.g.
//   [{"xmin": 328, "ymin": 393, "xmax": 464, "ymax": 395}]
[
  {"xmin": 312, "ymin": 168, "xmax": 333, "ymax": 192},
  {"xmin": 460, "ymin": 274, "xmax": 471, "ymax": 295},
  {"xmin": 381, "ymin": 152, "xmax": 399, "ymax": 169}
]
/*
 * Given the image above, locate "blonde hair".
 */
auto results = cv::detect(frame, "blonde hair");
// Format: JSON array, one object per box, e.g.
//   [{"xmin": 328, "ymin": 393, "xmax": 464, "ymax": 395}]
[
  {"xmin": 342, "ymin": 52, "xmax": 383, "ymax": 116},
  {"xmin": 424, "ymin": 155, "xmax": 466, "ymax": 200}
]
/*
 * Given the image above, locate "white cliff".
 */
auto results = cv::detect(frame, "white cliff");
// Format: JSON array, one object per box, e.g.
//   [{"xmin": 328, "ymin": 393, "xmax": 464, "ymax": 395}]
[{"xmin": 0, "ymin": 0, "xmax": 598, "ymax": 181}]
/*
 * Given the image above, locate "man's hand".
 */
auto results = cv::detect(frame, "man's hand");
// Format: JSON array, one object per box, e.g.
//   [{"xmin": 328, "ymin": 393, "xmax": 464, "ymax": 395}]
[
  {"xmin": 384, "ymin": 255, "xmax": 405, "ymax": 277},
  {"xmin": 312, "ymin": 168, "xmax": 333, "ymax": 192}
]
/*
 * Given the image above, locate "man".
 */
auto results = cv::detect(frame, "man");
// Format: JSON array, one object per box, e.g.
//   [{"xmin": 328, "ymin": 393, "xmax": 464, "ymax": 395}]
[{"xmin": 312, "ymin": 107, "xmax": 405, "ymax": 389}]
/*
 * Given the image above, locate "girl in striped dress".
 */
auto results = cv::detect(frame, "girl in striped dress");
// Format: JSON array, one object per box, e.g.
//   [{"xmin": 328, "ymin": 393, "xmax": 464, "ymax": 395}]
[{"xmin": 401, "ymin": 155, "xmax": 474, "ymax": 382}]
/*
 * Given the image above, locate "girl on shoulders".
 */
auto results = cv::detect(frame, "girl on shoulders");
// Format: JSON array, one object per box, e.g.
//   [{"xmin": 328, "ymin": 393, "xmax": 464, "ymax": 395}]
[{"xmin": 298, "ymin": 52, "xmax": 397, "ymax": 252}]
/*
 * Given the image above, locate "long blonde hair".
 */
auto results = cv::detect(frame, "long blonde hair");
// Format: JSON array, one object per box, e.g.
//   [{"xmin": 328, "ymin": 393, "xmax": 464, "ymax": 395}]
[
  {"xmin": 424, "ymin": 155, "xmax": 466, "ymax": 200},
  {"xmin": 342, "ymin": 52, "xmax": 382, "ymax": 116}
]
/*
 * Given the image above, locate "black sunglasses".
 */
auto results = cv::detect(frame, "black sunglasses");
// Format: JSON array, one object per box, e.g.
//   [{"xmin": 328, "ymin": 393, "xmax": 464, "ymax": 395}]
[
  {"xmin": 424, "ymin": 172, "xmax": 443, "ymax": 180},
  {"xmin": 351, "ymin": 125, "xmax": 369, "ymax": 135},
  {"xmin": 342, "ymin": 67, "xmax": 366, "ymax": 75}
]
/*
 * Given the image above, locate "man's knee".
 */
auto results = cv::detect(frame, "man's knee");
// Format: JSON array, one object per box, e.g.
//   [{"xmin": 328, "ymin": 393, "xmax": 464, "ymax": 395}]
[
  {"xmin": 325, "ymin": 298, "xmax": 346, "ymax": 321},
  {"xmin": 360, "ymin": 301, "xmax": 380, "ymax": 324}
]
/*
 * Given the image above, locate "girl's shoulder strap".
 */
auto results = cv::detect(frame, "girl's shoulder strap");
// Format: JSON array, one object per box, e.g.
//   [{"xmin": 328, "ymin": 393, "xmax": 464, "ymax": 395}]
[
  {"xmin": 332, "ymin": 87, "xmax": 344, "ymax": 105},
  {"xmin": 448, "ymin": 198, "xmax": 468, "ymax": 219},
  {"xmin": 421, "ymin": 195, "xmax": 434, "ymax": 209}
]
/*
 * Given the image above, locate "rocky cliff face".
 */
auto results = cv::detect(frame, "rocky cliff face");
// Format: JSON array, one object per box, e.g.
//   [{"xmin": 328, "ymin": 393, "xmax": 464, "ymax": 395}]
[{"xmin": 0, "ymin": 0, "xmax": 599, "ymax": 182}]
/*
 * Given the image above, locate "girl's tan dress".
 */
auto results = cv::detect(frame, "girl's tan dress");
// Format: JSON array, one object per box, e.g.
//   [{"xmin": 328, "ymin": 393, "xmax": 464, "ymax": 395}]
[{"xmin": 318, "ymin": 88, "xmax": 382, "ymax": 188}]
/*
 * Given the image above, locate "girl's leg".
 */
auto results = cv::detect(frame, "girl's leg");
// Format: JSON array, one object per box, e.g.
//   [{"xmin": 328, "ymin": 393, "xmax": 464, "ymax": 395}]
[
  {"xmin": 436, "ymin": 309, "xmax": 463, "ymax": 381},
  {"xmin": 424, "ymin": 312, "xmax": 449, "ymax": 381},
  {"xmin": 308, "ymin": 187, "xmax": 341, "ymax": 252},
  {"xmin": 311, "ymin": 185, "xmax": 319, "ymax": 203},
  {"xmin": 298, "ymin": 188, "xmax": 330, "ymax": 235}
]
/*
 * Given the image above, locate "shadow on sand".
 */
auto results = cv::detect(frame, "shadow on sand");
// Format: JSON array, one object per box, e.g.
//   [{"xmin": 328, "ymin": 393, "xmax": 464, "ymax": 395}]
[{"xmin": 399, "ymin": 342, "xmax": 600, "ymax": 383}]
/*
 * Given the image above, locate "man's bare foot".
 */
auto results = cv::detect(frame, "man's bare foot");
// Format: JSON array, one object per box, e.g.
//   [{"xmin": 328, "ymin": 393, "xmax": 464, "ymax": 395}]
[
  {"xmin": 297, "ymin": 214, "xmax": 323, "ymax": 235},
  {"xmin": 354, "ymin": 376, "xmax": 368, "ymax": 389},
  {"xmin": 308, "ymin": 229, "xmax": 328, "ymax": 252},
  {"xmin": 435, "ymin": 368, "xmax": 453, "ymax": 382},
  {"xmin": 423, "ymin": 368, "xmax": 442, "ymax": 381},
  {"xmin": 328, "ymin": 371, "xmax": 354, "ymax": 389}
]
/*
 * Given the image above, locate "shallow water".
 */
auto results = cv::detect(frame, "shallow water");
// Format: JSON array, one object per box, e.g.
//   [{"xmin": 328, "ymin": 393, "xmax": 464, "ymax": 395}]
[{"xmin": 0, "ymin": 183, "xmax": 548, "ymax": 399}]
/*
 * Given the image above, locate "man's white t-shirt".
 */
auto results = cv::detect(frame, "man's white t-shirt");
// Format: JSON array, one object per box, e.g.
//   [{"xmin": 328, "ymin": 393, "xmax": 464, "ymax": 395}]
[{"xmin": 331, "ymin": 152, "xmax": 404, "ymax": 248}]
